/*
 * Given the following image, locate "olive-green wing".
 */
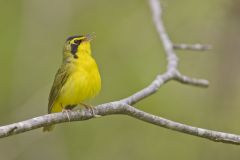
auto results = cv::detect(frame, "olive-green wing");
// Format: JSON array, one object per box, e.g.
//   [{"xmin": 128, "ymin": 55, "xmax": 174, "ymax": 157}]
[{"xmin": 48, "ymin": 65, "xmax": 70, "ymax": 113}]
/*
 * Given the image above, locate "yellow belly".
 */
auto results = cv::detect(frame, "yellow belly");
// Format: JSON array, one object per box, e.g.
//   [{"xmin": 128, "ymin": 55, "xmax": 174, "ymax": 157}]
[
  {"xmin": 60, "ymin": 69, "xmax": 101, "ymax": 105},
  {"xmin": 51, "ymin": 57, "xmax": 101, "ymax": 113}
]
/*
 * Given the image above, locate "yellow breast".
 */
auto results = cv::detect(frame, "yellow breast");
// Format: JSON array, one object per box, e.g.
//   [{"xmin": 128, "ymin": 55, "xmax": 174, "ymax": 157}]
[{"xmin": 53, "ymin": 54, "xmax": 101, "ymax": 112}]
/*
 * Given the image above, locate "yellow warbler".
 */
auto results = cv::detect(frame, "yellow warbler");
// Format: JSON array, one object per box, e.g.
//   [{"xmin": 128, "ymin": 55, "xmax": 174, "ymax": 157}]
[{"xmin": 43, "ymin": 34, "xmax": 101, "ymax": 131}]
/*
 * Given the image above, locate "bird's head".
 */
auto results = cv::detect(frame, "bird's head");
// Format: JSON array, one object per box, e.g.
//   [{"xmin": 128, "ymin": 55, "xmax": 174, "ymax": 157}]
[{"xmin": 63, "ymin": 33, "xmax": 94, "ymax": 61}]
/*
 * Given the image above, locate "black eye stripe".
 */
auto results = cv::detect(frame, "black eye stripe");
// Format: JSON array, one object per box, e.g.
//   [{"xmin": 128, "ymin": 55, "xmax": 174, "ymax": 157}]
[
  {"xmin": 71, "ymin": 43, "xmax": 78, "ymax": 58},
  {"xmin": 70, "ymin": 39, "xmax": 83, "ymax": 59}
]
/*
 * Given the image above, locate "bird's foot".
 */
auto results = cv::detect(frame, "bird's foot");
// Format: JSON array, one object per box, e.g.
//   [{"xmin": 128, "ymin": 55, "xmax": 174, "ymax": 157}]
[
  {"xmin": 62, "ymin": 108, "xmax": 72, "ymax": 121},
  {"xmin": 80, "ymin": 103, "xmax": 101, "ymax": 118}
]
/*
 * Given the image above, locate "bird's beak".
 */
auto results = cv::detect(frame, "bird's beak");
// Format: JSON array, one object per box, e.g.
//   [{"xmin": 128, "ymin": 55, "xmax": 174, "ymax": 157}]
[{"xmin": 85, "ymin": 33, "xmax": 96, "ymax": 41}]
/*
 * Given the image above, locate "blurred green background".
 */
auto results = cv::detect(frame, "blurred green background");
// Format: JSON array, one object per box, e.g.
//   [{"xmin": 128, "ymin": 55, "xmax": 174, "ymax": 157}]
[{"xmin": 1, "ymin": 0, "xmax": 240, "ymax": 159}]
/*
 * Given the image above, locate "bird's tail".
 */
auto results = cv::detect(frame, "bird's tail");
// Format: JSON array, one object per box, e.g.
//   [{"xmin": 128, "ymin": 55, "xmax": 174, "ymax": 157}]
[
  {"xmin": 43, "ymin": 103, "xmax": 61, "ymax": 132},
  {"xmin": 43, "ymin": 125, "xmax": 55, "ymax": 132}
]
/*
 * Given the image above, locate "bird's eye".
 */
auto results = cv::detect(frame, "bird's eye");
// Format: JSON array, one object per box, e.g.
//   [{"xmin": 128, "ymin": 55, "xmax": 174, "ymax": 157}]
[{"xmin": 74, "ymin": 39, "xmax": 81, "ymax": 44}]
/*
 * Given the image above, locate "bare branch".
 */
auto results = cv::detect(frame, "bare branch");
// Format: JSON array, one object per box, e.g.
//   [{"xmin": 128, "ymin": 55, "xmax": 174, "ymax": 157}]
[
  {"xmin": 0, "ymin": 0, "xmax": 238, "ymax": 146},
  {"xmin": 1, "ymin": 103, "xmax": 240, "ymax": 145},
  {"xmin": 175, "ymin": 72, "xmax": 209, "ymax": 87},
  {"xmin": 120, "ymin": 73, "xmax": 173, "ymax": 105},
  {"xmin": 149, "ymin": 0, "xmax": 178, "ymax": 71}
]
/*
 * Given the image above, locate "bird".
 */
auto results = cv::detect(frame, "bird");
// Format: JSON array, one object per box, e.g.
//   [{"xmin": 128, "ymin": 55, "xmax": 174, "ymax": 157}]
[{"xmin": 43, "ymin": 34, "xmax": 101, "ymax": 131}]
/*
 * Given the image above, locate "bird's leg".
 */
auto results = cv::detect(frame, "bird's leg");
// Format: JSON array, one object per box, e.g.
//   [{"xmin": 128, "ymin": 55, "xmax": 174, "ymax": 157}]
[
  {"xmin": 62, "ymin": 105, "xmax": 76, "ymax": 121},
  {"xmin": 65, "ymin": 105, "xmax": 77, "ymax": 110},
  {"xmin": 62, "ymin": 109, "xmax": 71, "ymax": 121},
  {"xmin": 80, "ymin": 103, "xmax": 101, "ymax": 118},
  {"xmin": 80, "ymin": 103, "xmax": 94, "ymax": 115}
]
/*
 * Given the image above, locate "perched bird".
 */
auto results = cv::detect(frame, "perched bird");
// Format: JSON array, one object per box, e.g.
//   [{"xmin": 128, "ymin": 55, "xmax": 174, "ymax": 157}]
[{"xmin": 43, "ymin": 34, "xmax": 101, "ymax": 131}]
